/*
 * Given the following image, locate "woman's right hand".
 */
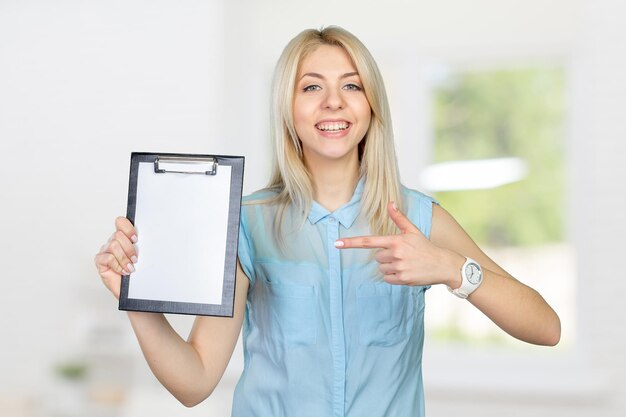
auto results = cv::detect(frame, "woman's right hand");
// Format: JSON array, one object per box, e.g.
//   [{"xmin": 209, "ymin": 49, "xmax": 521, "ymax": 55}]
[{"xmin": 94, "ymin": 216, "xmax": 139, "ymax": 300}]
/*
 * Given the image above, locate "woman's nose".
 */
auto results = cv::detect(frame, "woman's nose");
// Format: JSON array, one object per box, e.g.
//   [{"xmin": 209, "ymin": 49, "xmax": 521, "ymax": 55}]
[{"xmin": 322, "ymin": 88, "xmax": 345, "ymax": 110}]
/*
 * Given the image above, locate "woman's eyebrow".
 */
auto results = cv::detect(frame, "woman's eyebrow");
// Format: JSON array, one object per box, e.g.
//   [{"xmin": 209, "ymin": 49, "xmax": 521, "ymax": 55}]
[{"xmin": 299, "ymin": 71, "xmax": 360, "ymax": 80}]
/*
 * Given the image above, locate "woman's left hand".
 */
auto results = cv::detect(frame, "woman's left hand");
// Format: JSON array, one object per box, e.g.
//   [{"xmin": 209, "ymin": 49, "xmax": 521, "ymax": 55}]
[{"xmin": 335, "ymin": 202, "xmax": 462, "ymax": 288}]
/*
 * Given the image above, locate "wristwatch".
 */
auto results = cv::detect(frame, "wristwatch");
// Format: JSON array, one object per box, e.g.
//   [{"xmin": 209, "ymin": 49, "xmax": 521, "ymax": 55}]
[{"xmin": 448, "ymin": 257, "xmax": 483, "ymax": 299}]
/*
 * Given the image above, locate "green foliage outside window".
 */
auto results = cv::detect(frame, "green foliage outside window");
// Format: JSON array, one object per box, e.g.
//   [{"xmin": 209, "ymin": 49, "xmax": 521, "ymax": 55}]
[{"xmin": 432, "ymin": 67, "xmax": 566, "ymax": 247}]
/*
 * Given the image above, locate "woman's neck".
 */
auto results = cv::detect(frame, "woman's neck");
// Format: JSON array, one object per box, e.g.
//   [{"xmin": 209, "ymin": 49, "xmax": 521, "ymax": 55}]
[{"xmin": 306, "ymin": 157, "xmax": 360, "ymax": 212}]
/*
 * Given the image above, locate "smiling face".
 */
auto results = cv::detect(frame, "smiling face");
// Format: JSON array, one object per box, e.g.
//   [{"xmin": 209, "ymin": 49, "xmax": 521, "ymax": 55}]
[{"xmin": 293, "ymin": 44, "xmax": 372, "ymax": 169}]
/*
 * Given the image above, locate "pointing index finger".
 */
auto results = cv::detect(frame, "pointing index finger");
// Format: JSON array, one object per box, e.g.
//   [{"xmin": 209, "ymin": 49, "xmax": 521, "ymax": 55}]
[{"xmin": 335, "ymin": 235, "xmax": 394, "ymax": 249}]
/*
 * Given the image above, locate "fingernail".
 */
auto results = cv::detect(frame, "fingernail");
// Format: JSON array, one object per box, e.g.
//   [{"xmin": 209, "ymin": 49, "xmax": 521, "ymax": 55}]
[
  {"xmin": 131, "ymin": 235, "xmax": 138, "ymax": 243},
  {"xmin": 392, "ymin": 201, "xmax": 398, "ymax": 211},
  {"xmin": 334, "ymin": 240, "xmax": 344, "ymax": 248},
  {"xmin": 131, "ymin": 255, "xmax": 138, "ymax": 263},
  {"xmin": 127, "ymin": 263, "xmax": 135, "ymax": 273}
]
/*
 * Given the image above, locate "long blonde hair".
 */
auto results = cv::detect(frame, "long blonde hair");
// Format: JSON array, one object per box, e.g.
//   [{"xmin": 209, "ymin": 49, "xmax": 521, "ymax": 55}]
[{"xmin": 264, "ymin": 26, "xmax": 403, "ymax": 240}]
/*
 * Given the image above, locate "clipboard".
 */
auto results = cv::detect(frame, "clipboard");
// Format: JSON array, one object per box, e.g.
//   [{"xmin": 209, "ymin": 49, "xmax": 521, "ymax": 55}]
[{"xmin": 119, "ymin": 152, "xmax": 244, "ymax": 317}]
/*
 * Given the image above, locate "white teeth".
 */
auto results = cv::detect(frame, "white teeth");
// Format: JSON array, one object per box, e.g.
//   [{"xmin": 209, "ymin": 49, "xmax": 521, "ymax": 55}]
[{"xmin": 317, "ymin": 122, "xmax": 349, "ymax": 131}]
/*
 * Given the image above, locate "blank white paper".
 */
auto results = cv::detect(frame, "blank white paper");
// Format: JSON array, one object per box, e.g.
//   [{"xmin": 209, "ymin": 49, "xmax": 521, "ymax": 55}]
[{"xmin": 128, "ymin": 162, "xmax": 232, "ymax": 305}]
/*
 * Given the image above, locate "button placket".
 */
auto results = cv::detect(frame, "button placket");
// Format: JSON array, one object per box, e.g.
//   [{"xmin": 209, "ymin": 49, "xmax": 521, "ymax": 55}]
[{"xmin": 327, "ymin": 216, "xmax": 346, "ymax": 417}]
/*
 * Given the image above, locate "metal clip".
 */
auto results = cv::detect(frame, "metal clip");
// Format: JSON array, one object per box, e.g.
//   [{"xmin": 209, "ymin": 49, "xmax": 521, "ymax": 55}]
[{"xmin": 154, "ymin": 156, "xmax": 217, "ymax": 175}]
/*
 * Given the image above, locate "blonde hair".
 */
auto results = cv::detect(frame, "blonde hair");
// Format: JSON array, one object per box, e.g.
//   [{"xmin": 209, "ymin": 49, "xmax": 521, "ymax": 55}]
[{"xmin": 263, "ymin": 26, "xmax": 403, "ymax": 240}]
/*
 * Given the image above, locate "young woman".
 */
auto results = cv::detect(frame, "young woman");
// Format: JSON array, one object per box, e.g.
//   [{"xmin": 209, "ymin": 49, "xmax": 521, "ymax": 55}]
[{"xmin": 95, "ymin": 26, "xmax": 560, "ymax": 417}]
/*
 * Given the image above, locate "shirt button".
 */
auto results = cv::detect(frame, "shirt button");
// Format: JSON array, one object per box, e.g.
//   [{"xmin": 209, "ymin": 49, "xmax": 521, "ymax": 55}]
[{"xmin": 329, "ymin": 217, "xmax": 336, "ymax": 224}]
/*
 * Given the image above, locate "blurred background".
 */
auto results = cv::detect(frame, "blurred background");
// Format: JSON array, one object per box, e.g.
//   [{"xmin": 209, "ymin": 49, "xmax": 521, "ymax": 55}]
[{"xmin": 1, "ymin": 0, "xmax": 624, "ymax": 416}]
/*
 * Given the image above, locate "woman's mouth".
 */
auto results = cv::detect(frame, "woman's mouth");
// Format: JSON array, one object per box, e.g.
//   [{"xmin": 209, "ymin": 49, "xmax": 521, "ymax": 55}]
[{"xmin": 315, "ymin": 121, "xmax": 351, "ymax": 132}]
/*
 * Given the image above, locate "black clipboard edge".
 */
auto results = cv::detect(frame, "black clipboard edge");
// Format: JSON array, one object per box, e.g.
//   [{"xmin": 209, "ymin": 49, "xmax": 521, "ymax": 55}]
[{"xmin": 119, "ymin": 152, "xmax": 244, "ymax": 318}]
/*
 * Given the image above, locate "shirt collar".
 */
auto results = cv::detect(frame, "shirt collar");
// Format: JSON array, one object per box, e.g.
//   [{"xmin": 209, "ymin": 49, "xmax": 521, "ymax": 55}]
[{"xmin": 307, "ymin": 176, "xmax": 365, "ymax": 228}]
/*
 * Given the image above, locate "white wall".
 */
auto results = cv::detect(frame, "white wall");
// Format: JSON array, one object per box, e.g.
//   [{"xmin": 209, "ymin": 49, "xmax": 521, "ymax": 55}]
[
  {"xmin": 0, "ymin": 0, "xmax": 226, "ymax": 400},
  {"xmin": 1, "ymin": 0, "xmax": 625, "ymax": 416}
]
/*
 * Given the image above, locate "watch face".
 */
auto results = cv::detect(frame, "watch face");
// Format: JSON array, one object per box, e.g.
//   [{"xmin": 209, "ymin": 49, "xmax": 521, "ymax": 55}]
[{"xmin": 465, "ymin": 263, "xmax": 482, "ymax": 285}]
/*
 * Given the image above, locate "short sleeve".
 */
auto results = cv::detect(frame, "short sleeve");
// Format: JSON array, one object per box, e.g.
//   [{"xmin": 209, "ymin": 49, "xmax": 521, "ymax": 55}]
[
  {"xmin": 417, "ymin": 194, "xmax": 440, "ymax": 240},
  {"xmin": 402, "ymin": 186, "xmax": 439, "ymax": 239},
  {"xmin": 237, "ymin": 208, "xmax": 256, "ymax": 286}
]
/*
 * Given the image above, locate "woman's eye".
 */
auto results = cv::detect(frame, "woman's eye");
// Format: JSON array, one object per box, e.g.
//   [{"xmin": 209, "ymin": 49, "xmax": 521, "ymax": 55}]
[
  {"xmin": 303, "ymin": 84, "xmax": 321, "ymax": 92},
  {"xmin": 344, "ymin": 83, "xmax": 362, "ymax": 91}
]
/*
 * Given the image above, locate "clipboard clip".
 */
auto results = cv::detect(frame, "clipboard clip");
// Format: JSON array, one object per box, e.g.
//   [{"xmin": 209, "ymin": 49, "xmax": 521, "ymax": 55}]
[{"xmin": 154, "ymin": 156, "xmax": 218, "ymax": 175}]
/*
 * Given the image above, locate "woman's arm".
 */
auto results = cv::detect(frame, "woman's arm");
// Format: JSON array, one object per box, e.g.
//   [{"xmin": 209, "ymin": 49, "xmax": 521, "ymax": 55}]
[
  {"xmin": 430, "ymin": 204, "xmax": 561, "ymax": 346},
  {"xmin": 128, "ymin": 266, "xmax": 249, "ymax": 407},
  {"xmin": 336, "ymin": 202, "xmax": 561, "ymax": 346},
  {"xmin": 95, "ymin": 217, "xmax": 249, "ymax": 407}
]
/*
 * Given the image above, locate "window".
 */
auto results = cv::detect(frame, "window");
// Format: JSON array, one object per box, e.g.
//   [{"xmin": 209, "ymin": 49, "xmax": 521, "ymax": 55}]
[{"xmin": 422, "ymin": 65, "xmax": 575, "ymax": 349}]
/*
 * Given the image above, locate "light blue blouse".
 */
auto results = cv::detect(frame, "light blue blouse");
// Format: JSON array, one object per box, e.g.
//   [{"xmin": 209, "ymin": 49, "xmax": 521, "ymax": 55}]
[{"xmin": 234, "ymin": 178, "xmax": 437, "ymax": 417}]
